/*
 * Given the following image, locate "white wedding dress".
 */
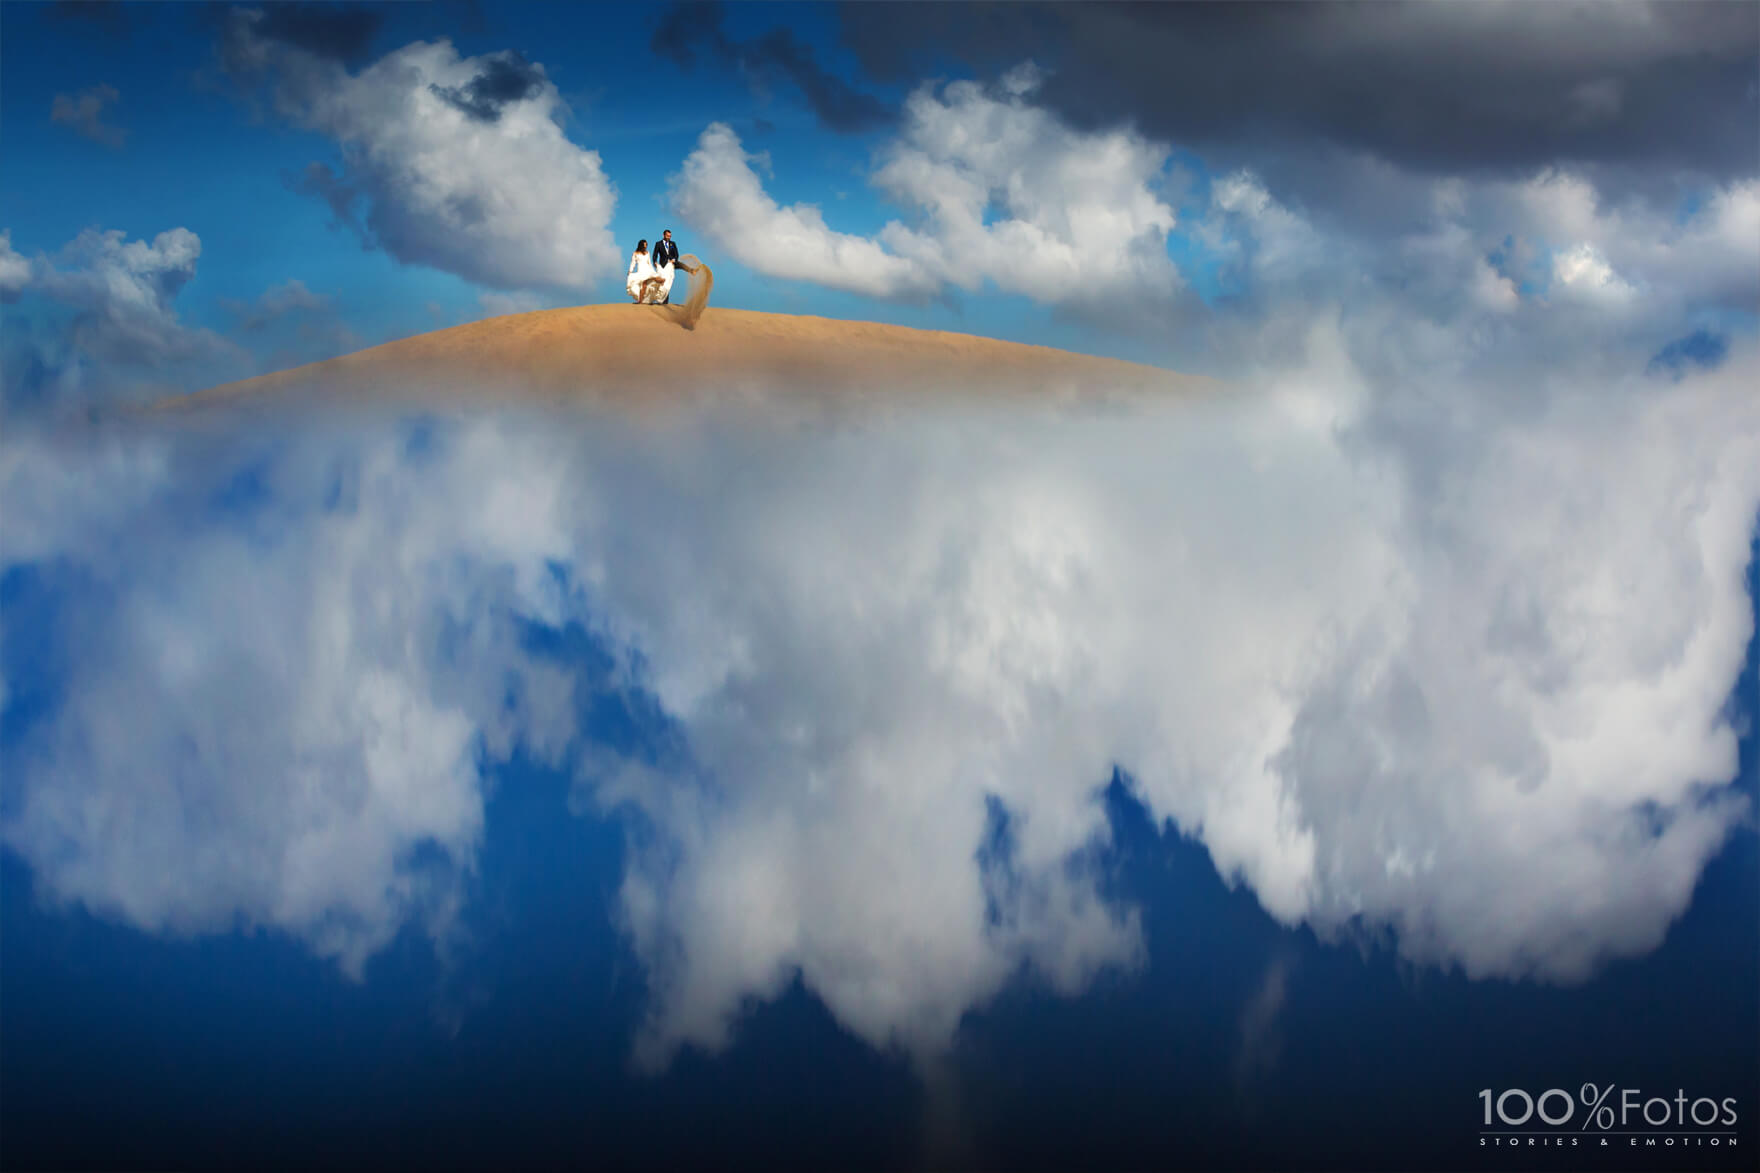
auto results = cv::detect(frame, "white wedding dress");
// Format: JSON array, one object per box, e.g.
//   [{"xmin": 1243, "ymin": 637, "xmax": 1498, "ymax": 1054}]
[{"xmin": 626, "ymin": 250, "xmax": 676, "ymax": 304}]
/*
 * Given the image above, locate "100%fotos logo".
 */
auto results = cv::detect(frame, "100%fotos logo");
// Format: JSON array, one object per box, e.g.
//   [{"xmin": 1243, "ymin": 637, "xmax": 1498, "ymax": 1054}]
[{"xmin": 1481, "ymin": 1084, "xmax": 1739, "ymax": 1131}]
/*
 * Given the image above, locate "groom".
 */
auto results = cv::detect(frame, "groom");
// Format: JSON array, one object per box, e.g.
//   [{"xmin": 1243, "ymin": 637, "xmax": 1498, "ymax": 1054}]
[{"xmin": 653, "ymin": 228, "xmax": 682, "ymax": 302}]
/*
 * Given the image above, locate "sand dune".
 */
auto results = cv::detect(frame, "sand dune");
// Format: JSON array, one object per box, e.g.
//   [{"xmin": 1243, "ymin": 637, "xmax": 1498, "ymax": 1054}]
[{"xmin": 166, "ymin": 298, "xmax": 1216, "ymax": 414}]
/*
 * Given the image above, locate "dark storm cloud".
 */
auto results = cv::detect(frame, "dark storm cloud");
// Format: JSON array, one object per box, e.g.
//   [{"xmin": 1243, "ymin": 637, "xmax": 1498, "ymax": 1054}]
[
  {"xmin": 252, "ymin": 3, "xmax": 382, "ymax": 65},
  {"xmin": 836, "ymin": 0, "xmax": 1760, "ymax": 181},
  {"xmin": 654, "ymin": 1, "xmax": 894, "ymax": 133},
  {"xmin": 429, "ymin": 50, "xmax": 545, "ymax": 122}
]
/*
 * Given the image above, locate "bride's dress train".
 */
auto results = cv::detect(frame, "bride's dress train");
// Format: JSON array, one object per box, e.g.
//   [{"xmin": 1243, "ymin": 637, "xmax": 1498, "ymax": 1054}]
[{"xmin": 626, "ymin": 253, "xmax": 677, "ymax": 304}]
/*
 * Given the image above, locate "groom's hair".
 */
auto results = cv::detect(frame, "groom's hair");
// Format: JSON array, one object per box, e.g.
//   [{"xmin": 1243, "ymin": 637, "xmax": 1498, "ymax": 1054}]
[{"xmin": 663, "ymin": 228, "xmax": 671, "ymax": 235}]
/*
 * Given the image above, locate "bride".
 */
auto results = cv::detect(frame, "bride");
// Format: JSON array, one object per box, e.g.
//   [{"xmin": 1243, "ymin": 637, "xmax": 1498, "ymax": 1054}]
[{"xmin": 626, "ymin": 238, "xmax": 676, "ymax": 305}]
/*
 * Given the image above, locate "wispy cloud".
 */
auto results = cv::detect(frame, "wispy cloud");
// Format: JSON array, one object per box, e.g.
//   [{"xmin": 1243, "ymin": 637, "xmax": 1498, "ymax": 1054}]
[
  {"xmin": 475, "ymin": 290, "xmax": 551, "ymax": 319},
  {"xmin": 2, "ymin": 225, "xmax": 244, "ymax": 409},
  {"xmin": 218, "ymin": 279, "xmax": 364, "ymax": 371},
  {"xmin": 50, "ymin": 84, "xmax": 125, "ymax": 147},
  {"xmin": 1234, "ymin": 953, "xmax": 1295, "ymax": 1102}
]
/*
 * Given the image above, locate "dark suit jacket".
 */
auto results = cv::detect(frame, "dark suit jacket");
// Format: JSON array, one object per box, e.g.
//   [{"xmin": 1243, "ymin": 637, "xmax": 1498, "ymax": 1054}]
[{"xmin": 654, "ymin": 238, "xmax": 680, "ymax": 267}]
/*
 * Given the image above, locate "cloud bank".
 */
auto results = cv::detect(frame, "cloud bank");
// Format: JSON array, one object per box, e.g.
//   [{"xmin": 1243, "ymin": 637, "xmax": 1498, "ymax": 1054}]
[
  {"xmin": 3, "ymin": 320, "xmax": 1754, "ymax": 1066},
  {"xmin": 837, "ymin": 1, "xmax": 1760, "ymax": 188},
  {"xmin": 667, "ymin": 55, "xmax": 1757, "ymax": 342}
]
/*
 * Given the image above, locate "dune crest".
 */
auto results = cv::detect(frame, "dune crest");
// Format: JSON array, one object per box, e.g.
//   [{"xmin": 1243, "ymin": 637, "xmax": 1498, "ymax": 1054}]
[{"xmin": 165, "ymin": 303, "xmax": 1216, "ymax": 413}]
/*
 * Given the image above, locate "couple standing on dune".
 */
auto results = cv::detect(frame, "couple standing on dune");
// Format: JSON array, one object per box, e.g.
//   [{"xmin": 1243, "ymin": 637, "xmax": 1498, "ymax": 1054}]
[{"xmin": 627, "ymin": 228, "xmax": 695, "ymax": 305}]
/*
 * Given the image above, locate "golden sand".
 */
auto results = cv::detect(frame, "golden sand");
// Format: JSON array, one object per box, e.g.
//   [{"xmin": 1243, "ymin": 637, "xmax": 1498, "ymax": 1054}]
[{"xmin": 166, "ymin": 300, "xmax": 1215, "ymax": 414}]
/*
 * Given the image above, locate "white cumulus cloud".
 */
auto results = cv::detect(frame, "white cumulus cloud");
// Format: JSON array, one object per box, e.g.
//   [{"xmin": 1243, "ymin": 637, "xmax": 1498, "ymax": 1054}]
[
  {"xmin": 670, "ymin": 123, "xmax": 942, "ymax": 300},
  {"xmin": 31, "ymin": 227, "xmax": 211, "ymax": 365},
  {"xmin": 221, "ymin": 9, "xmax": 620, "ymax": 292},
  {"xmin": 0, "ymin": 417, "xmax": 582, "ymax": 975},
  {"xmin": 1551, "ymin": 241, "xmax": 1637, "ymax": 304},
  {"xmin": 2, "ymin": 323, "xmax": 1753, "ymax": 1064},
  {"xmin": 669, "ymin": 64, "xmax": 1181, "ymax": 310}
]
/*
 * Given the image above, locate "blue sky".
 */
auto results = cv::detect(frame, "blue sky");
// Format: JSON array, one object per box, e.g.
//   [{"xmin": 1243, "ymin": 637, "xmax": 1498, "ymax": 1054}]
[
  {"xmin": 3, "ymin": 4, "xmax": 1759, "ymax": 1171},
  {"xmin": 1, "ymin": 2, "xmax": 1110, "ymax": 366},
  {"xmin": 5, "ymin": 2, "xmax": 1755, "ymax": 388}
]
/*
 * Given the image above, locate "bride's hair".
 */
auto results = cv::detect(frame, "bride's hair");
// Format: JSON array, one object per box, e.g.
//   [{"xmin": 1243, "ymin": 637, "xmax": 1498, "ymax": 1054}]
[{"xmin": 636, "ymin": 239, "xmax": 649, "ymax": 254}]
